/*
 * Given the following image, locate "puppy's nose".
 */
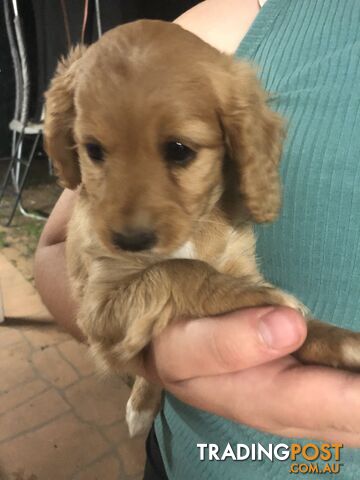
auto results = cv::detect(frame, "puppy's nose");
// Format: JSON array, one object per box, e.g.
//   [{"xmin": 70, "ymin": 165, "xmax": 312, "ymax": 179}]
[{"xmin": 112, "ymin": 229, "xmax": 157, "ymax": 252}]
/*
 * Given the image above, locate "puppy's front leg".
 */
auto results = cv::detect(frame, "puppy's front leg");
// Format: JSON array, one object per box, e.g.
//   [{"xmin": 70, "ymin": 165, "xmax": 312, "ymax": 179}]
[
  {"xmin": 126, "ymin": 376, "xmax": 161, "ymax": 437},
  {"xmin": 294, "ymin": 319, "xmax": 360, "ymax": 372},
  {"xmin": 78, "ymin": 258, "xmax": 299, "ymax": 373},
  {"xmin": 79, "ymin": 257, "xmax": 295, "ymax": 436}
]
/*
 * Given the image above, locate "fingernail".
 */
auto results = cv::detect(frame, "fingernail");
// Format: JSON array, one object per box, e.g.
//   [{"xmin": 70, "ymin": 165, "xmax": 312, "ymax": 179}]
[{"xmin": 258, "ymin": 309, "xmax": 302, "ymax": 349}]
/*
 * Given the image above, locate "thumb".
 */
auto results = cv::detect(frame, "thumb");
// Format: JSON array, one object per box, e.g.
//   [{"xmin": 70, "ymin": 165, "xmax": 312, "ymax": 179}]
[{"xmin": 147, "ymin": 307, "xmax": 307, "ymax": 383}]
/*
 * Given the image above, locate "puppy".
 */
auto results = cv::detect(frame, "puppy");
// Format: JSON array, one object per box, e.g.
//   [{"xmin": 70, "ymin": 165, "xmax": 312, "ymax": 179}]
[{"xmin": 44, "ymin": 20, "xmax": 360, "ymax": 436}]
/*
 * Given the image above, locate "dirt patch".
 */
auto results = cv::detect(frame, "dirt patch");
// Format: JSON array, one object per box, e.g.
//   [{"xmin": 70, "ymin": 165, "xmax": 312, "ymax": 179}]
[{"xmin": 0, "ymin": 154, "xmax": 62, "ymax": 283}]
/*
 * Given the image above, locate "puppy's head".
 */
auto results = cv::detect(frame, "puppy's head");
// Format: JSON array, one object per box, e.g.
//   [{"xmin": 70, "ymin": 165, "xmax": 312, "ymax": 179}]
[{"xmin": 44, "ymin": 20, "xmax": 283, "ymax": 255}]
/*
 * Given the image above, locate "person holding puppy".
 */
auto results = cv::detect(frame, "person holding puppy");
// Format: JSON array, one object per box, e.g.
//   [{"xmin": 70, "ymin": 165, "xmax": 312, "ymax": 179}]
[{"xmin": 35, "ymin": 0, "xmax": 360, "ymax": 478}]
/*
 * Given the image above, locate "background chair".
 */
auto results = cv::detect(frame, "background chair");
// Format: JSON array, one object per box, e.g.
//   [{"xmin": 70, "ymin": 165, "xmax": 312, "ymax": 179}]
[{"xmin": 0, "ymin": 0, "xmax": 46, "ymax": 226}]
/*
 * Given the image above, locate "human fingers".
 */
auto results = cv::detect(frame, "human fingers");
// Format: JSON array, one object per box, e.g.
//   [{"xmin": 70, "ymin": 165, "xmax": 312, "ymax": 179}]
[
  {"xmin": 168, "ymin": 357, "xmax": 360, "ymax": 446},
  {"xmin": 146, "ymin": 307, "xmax": 307, "ymax": 383}
]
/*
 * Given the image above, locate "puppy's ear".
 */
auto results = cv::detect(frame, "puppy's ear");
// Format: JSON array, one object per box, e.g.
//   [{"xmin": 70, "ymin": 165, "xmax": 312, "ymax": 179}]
[
  {"xmin": 220, "ymin": 62, "xmax": 284, "ymax": 223},
  {"xmin": 44, "ymin": 45, "xmax": 87, "ymax": 189}
]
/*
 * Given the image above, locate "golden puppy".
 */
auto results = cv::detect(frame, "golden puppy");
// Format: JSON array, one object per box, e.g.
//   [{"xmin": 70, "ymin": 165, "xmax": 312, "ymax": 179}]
[{"xmin": 44, "ymin": 20, "xmax": 360, "ymax": 436}]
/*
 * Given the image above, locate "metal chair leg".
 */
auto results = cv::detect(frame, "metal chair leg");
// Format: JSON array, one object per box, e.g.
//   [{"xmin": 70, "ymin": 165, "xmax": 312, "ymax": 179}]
[
  {"xmin": 0, "ymin": 145, "xmax": 21, "ymax": 205},
  {"xmin": 13, "ymin": 136, "xmax": 23, "ymax": 188},
  {"xmin": 6, "ymin": 132, "xmax": 41, "ymax": 226},
  {"xmin": 0, "ymin": 129, "xmax": 25, "ymax": 207}
]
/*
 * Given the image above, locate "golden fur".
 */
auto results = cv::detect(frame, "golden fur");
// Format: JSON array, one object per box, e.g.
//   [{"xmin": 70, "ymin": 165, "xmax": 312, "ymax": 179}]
[{"xmin": 44, "ymin": 20, "xmax": 360, "ymax": 436}]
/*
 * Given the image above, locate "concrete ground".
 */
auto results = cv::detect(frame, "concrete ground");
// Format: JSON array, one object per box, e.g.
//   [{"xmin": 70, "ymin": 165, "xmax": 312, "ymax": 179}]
[{"xmin": 0, "ymin": 253, "xmax": 146, "ymax": 480}]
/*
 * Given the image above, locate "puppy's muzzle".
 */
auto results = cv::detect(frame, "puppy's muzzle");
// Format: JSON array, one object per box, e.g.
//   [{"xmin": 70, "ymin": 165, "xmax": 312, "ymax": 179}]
[{"xmin": 112, "ymin": 229, "xmax": 157, "ymax": 252}]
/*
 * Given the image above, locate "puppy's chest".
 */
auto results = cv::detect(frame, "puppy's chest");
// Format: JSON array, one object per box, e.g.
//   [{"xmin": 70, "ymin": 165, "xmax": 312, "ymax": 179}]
[{"xmin": 171, "ymin": 225, "xmax": 259, "ymax": 278}]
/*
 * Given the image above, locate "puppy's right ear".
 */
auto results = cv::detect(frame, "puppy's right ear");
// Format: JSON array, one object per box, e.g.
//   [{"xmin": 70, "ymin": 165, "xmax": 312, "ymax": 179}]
[{"xmin": 44, "ymin": 45, "xmax": 87, "ymax": 189}]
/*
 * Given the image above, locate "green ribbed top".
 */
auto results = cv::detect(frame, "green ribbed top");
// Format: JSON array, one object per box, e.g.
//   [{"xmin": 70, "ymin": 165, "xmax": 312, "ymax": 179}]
[{"xmin": 155, "ymin": 1, "xmax": 360, "ymax": 478}]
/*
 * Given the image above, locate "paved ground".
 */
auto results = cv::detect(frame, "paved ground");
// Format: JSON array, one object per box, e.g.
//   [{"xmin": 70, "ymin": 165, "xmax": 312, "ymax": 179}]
[{"xmin": 0, "ymin": 253, "xmax": 146, "ymax": 480}]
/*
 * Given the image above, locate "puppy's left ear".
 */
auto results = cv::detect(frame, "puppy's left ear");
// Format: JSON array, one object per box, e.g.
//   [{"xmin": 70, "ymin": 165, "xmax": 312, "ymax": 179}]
[
  {"xmin": 44, "ymin": 45, "xmax": 87, "ymax": 189},
  {"xmin": 219, "ymin": 61, "xmax": 284, "ymax": 223}
]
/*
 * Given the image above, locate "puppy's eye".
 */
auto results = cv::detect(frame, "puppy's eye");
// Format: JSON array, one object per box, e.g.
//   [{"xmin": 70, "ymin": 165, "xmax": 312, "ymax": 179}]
[
  {"xmin": 163, "ymin": 141, "xmax": 196, "ymax": 167},
  {"xmin": 85, "ymin": 143, "xmax": 104, "ymax": 162}
]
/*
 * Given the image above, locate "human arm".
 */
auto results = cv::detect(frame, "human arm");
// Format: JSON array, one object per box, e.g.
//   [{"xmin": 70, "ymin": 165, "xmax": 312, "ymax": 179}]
[
  {"xmin": 34, "ymin": 188, "xmax": 84, "ymax": 341},
  {"xmin": 143, "ymin": 309, "xmax": 360, "ymax": 446}
]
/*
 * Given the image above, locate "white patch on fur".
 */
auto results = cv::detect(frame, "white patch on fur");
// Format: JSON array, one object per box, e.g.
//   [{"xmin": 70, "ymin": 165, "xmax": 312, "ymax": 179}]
[
  {"xmin": 171, "ymin": 241, "xmax": 196, "ymax": 259},
  {"xmin": 126, "ymin": 397, "xmax": 154, "ymax": 437},
  {"xmin": 341, "ymin": 342, "xmax": 360, "ymax": 367}
]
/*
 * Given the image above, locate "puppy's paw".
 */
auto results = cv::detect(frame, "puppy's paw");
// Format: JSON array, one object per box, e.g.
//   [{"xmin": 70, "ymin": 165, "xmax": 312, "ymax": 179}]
[
  {"xmin": 275, "ymin": 290, "xmax": 309, "ymax": 317},
  {"xmin": 340, "ymin": 338, "xmax": 360, "ymax": 371},
  {"xmin": 295, "ymin": 319, "xmax": 360, "ymax": 372},
  {"xmin": 126, "ymin": 397, "xmax": 155, "ymax": 437}
]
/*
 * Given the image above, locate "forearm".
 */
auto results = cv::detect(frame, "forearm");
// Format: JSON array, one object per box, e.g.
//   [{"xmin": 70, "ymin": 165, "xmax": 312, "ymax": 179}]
[
  {"xmin": 34, "ymin": 188, "xmax": 84, "ymax": 341},
  {"xmin": 34, "ymin": 240, "xmax": 84, "ymax": 341}
]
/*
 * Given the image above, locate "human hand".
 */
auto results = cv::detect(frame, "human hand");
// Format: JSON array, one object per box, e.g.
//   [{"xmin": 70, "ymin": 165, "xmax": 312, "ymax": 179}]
[{"xmin": 143, "ymin": 307, "xmax": 360, "ymax": 446}]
